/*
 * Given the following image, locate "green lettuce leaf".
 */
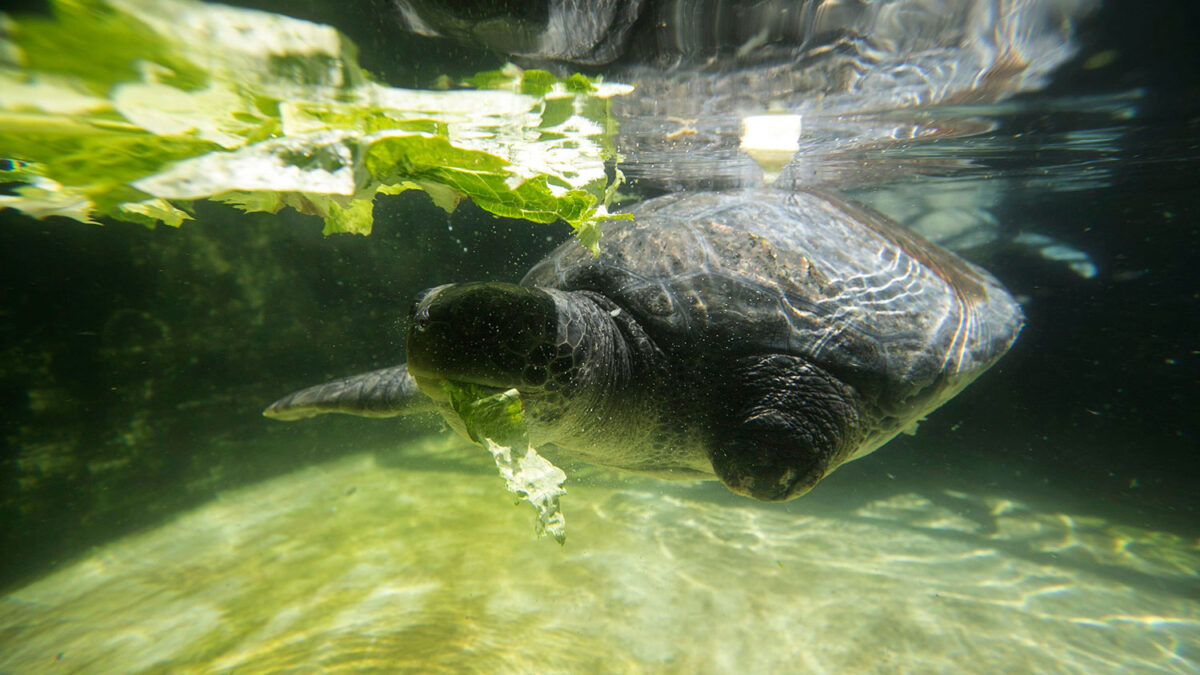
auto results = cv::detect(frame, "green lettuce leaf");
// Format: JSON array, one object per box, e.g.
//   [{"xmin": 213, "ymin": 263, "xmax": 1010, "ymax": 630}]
[
  {"xmin": 443, "ymin": 382, "xmax": 567, "ymax": 544},
  {"xmin": 0, "ymin": 0, "xmax": 631, "ymax": 250}
]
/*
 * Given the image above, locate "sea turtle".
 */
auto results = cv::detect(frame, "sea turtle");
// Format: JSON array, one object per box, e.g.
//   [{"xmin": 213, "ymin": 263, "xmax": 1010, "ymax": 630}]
[
  {"xmin": 262, "ymin": 1, "xmax": 1085, "ymax": 499},
  {"xmin": 265, "ymin": 188, "xmax": 1022, "ymax": 500}
]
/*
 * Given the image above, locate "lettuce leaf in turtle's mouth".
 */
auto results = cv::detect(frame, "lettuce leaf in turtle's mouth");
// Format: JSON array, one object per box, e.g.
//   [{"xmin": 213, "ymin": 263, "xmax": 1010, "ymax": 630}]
[{"xmin": 442, "ymin": 381, "xmax": 567, "ymax": 544}]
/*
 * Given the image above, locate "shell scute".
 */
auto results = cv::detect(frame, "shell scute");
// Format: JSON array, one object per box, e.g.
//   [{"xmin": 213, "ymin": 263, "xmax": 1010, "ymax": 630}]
[{"xmin": 523, "ymin": 189, "xmax": 1023, "ymax": 413}]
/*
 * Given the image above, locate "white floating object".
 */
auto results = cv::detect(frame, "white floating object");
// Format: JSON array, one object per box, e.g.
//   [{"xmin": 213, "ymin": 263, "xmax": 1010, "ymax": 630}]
[{"xmin": 740, "ymin": 114, "xmax": 803, "ymax": 184}]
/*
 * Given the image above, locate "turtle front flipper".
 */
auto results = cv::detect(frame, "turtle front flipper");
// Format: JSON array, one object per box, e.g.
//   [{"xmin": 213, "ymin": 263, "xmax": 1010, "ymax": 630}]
[
  {"xmin": 263, "ymin": 365, "xmax": 435, "ymax": 421},
  {"xmin": 710, "ymin": 355, "xmax": 867, "ymax": 501}
]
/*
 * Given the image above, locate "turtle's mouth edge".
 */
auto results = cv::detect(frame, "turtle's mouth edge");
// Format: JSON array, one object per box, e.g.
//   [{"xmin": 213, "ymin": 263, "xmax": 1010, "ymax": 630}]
[{"xmin": 410, "ymin": 371, "xmax": 512, "ymax": 403}]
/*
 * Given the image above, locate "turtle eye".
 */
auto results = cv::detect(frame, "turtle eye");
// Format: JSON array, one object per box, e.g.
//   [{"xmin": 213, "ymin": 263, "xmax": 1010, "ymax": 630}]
[{"xmin": 522, "ymin": 366, "xmax": 548, "ymax": 387}]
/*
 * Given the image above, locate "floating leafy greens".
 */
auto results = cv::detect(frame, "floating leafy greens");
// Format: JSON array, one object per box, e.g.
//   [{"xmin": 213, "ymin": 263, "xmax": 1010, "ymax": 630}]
[
  {"xmin": 0, "ymin": 0, "xmax": 631, "ymax": 248},
  {"xmin": 443, "ymin": 382, "xmax": 567, "ymax": 544}
]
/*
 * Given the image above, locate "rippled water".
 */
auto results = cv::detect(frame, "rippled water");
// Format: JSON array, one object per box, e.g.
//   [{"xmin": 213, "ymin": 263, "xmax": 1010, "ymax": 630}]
[{"xmin": 3, "ymin": 435, "xmax": 1196, "ymax": 674}]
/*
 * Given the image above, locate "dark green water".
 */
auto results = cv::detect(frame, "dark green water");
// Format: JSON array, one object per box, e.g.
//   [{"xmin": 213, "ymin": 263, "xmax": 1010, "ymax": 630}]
[{"xmin": 1, "ymin": 1, "xmax": 1197, "ymax": 673}]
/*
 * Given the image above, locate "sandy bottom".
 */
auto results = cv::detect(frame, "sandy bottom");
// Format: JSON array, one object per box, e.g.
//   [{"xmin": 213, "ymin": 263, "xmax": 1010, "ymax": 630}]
[{"xmin": 2, "ymin": 436, "xmax": 1197, "ymax": 674}]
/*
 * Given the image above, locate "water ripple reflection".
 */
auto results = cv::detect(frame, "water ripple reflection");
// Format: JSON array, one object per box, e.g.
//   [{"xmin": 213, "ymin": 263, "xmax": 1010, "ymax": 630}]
[{"xmin": 1, "ymin": 438, "xmax": 1196, "ymax": 673}]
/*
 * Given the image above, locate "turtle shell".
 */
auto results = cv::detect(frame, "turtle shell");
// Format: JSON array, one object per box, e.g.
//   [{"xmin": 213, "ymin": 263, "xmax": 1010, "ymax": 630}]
[{"xmin": 522, "ymin": 189, "xmax": 1023, "ymax": 416}]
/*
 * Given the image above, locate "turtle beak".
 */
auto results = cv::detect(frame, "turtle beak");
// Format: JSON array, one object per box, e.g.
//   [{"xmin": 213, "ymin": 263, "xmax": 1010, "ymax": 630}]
[
  {"xmin": 406, "ymin": 286, "xmax": 449, "ymax": 399},
  {"xmin": 405, "ymin": 282, "xmax": 559, "ymax": 393},
  {"xmin": 408, "ymin": 284, "xmax": 450, "ymax": 330},
  {"xmin": 406, "ymin": 285, "xmax": 459, "ymax": 389}
]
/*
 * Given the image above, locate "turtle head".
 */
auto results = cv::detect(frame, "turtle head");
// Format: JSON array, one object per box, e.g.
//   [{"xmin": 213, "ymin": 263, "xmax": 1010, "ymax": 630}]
[{"xmin": 406, "ymin": 282, "xmax": 572, "ymax": 398}]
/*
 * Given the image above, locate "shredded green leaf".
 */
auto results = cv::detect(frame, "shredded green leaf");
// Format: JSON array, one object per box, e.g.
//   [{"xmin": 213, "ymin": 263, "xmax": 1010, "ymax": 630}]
[
  {"xmin": 444, "ymin": 382, "xmax": 567, "ymax": 544},
  {"xmin": 0, "ymin": 0, "xmax": 632, "ymax": 251}
]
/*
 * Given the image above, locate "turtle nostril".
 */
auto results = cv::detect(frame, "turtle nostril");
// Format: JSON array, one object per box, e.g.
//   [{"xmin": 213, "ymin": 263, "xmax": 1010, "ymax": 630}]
[{"xmin": 410, "ymin": 307, "xmax": 431, "ymax": 332}]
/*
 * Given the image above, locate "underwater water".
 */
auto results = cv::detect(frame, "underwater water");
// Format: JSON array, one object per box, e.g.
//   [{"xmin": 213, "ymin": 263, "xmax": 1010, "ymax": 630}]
[
  {"xmin": 1, "ymin": 438, "xmax": 1198, "ymax": 674},
  {"xmin": 2, "ymin": 1, "xmax": 1198, "ymax": 673},
  {"xmin": 2, "ymin": 438, "xmax": 1198, "ymax": 673}
]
